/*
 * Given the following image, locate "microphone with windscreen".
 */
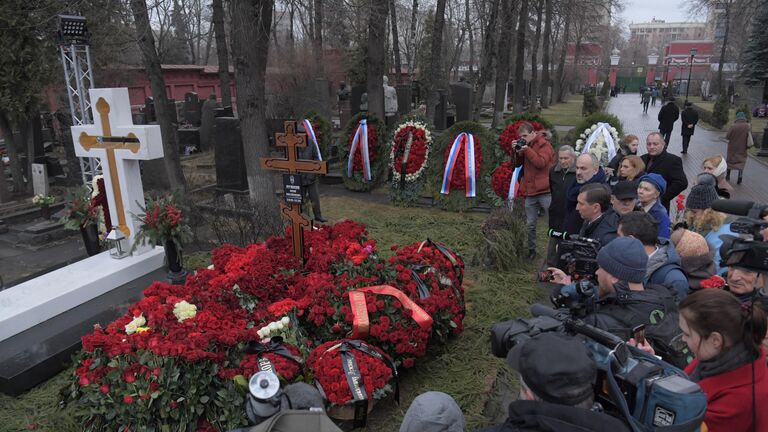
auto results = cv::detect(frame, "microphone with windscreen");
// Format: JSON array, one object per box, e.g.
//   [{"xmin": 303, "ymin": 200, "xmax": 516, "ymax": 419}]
[{"xmin": 710, "ymin": 199, "xmax": 764, "ymax": 217}]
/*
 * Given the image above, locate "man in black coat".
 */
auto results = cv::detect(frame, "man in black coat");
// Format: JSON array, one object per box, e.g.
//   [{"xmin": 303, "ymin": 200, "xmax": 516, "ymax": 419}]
[
  {"xmin": 641, "ymin": 132, "xmax": 688, "ymax": 211},
  {"xmin": 576, "ymin": 183, "xmax": 619, "ymax": 246},
  {"xmin": 680, "ymin": 101, "xmax": 699, "ymax": 154},
  {"xmin": 658, "ymin": 98, "xmax": 680, "ymax": 149},
  {"xmin": 546, "ymin": 145, "xmax": 577, "ymax": 265}
]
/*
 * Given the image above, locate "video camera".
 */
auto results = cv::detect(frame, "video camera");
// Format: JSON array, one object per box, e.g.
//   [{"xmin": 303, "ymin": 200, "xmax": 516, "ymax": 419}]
[
  {"xmin": 548, "ymin": 229, "xmax": 601, "ymax": 280},
  {"xmin": 550, "ymin": 279, "xmax": 599, "ymax": 317},
  {"xmin": 710, "ymin": 199, "xmax": 768, "ymax": 273},
  {"xmin": 490, "ymin": 305, "xmax": 706, "ymax": 432}
]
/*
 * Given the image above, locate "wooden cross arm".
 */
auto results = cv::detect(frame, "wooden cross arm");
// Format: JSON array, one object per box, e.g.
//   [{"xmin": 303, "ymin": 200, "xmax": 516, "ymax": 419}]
[
  {"xmin": 280, "ymin": 202, "xmax": 311, "ymax": 228},
  {"xmin": 260, "ymin": 157, "xmax": 328, "ymax": 175},
  {"xmin": 79, "ymin": 132, "xmax": 141, "ymax": 154}
]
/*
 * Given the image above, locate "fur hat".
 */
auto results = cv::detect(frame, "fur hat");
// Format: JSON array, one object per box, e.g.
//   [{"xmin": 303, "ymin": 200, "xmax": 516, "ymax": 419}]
[{"xmin": 671, "ymin": 229, "xmax": 710, "ymax": 258}]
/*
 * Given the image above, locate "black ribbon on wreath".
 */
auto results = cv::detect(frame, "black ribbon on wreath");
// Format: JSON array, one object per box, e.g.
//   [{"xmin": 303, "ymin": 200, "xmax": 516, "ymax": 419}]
[
  {"xmin": 244, "ymin": 337, "xmax": 304, "ymax": 374},
  {"xmin": 417, "ymin": 238, "xmax": 466, "ymax": 314},
  {"xmin": 408, "ymin": 264, "xmax": 432, "ymax": 300}
]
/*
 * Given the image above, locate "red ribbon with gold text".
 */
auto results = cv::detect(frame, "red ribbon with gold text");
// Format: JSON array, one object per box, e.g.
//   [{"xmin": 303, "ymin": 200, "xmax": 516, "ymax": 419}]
[{"xmin": 348, "ymin": 285, "xmax": 434, "ymax": 339}]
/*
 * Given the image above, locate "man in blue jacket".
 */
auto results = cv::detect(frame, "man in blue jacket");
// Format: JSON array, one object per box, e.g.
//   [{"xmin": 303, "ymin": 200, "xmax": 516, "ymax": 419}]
[{"xmin": 618, "ymin": 211, "xmax": 689, "ymax": 300}]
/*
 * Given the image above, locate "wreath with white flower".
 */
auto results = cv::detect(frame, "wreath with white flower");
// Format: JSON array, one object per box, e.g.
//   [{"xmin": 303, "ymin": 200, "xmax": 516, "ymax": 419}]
[
  {"xmin": 574, "ymin": 122, "xmax": 620, "ymax": 166},
  {"xmin": 390, "ymin": 121, "xmax": 432, "ymax": 184}
]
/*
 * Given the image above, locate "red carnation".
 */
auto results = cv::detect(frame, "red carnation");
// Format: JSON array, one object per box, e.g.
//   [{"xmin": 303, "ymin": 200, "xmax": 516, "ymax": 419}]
[{"xmin": 123, "ymin": 395, "xmax": 134, "ymax": 404}]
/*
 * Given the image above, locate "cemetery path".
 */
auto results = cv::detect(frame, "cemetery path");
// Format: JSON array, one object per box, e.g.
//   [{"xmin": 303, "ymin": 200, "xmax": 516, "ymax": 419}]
[{"xmin": 606, "ymin": 94, "xmax": 768, "ymax": 204}]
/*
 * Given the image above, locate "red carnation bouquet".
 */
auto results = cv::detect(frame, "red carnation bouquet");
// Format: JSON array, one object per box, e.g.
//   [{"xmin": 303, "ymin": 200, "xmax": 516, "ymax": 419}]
[
  {"xmin": 308, "ymin": 339, "xmax": 396, "ymax": 406},
  {"xmin": 490, "ymin": 161, "xmax": 516, "ymax": 200},
  {"xmin": 498, "ymin": 120, "xmax": 544, "ymax": 155},
  {"xmin": 442, "ymin": 134, "xmax": 483, "ymax": 191},
  {"xmin": 348, "ymin": 122, "xmax": 379, "ymax": 172},
  {"xmin": 699, "ymin": 275, "xmax": 726, "ymax": 289}
]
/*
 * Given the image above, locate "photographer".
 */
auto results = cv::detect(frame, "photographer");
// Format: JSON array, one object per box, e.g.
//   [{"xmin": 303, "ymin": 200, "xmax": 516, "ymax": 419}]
[
  {"xmin": 617, "ymin": 211, "xmax": 689, "ymax": 300},
  {"xmin": 514, "ymin": 122, "xmax": 556, "ymax": 259},
  {"xmin": 480, "ymin": 332, "xmax": 630, "ymax": 432},
  {"xmin": 548, "ymin": 237, "xmax": 677, "ymax": 338},
  {"xmin": 576, "ymin": 183, "xmax": 619, "ymax": 246}
]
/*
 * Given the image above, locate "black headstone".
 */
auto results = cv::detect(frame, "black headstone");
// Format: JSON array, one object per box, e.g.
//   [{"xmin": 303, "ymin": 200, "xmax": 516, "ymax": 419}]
[
  {"xmin": 183, "ymin": 92, "xmax": 201, "ymax": 126},
  {"xmin": 450, "ymin": 82, "xmax": 474, "ymax": 122},
  {"xmin": 144, "ymin": 97, "xmax": 156, "ymax": 123},
  {"xmin": 215, "ymin": 106, "xmax": 234, "ymax": 118},
  {"xmin": 167, "ymin": 99, "xmax": 178, "ymax": 124},
  {"xmin": 200, "ymin": 95, "xmax": 218, "ymax": 152},
  {"xmin": 350, "ymin": 85, "xmax": 366, "ymax": 117},
  {"xmin": 433, "ymin": 90, "xmax": 448, "ymax": 130},
  {"xmin": 396, "ymin": 84, "xmax": 412, "ymax": 116},
  {"xmin": 214, "ymin": 117, "xmax": 248, "ymax": 193},
  {"xmin": 178, "ymin": 128, "xmax": 200, "ymax": 154}
]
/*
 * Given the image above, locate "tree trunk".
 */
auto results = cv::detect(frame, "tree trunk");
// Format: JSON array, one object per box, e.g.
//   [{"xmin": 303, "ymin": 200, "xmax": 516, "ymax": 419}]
[
  {"xmin": 230, "ymin": 0, "xmax": 279, "ymax": 216},
  {"xmin": 530, "ymin": 0, "xmax": 543, "ymax": 111},
  {"xmin": 554, "ymin": 11, "xmax": 571, "ymax": 103},
  {"xmin": 716, "ymin": 2, "xmax": 730, "ymax": 95},
  {"xmin": 130, "ymin": 0, "xmax": 187, "ymax": 192},
  {"xmin": 473, "ymin": 0, "xmax": 500, "ymax": 120},
  {"xmin": 367, "ymin": 1, "xmax": 389, "ymax": 120},
  {"xmin": 212, "ymin": 0, "xmax": 232, "ymax": 107},
  {"xmin": 492, "ymin": 0, "xmax": 514, "ymax": 127},
  {"xmin": 570, "ymin": 31, "xmax": 583, "ymax": 94},
  {"xmin": 22, "ymin": 113, "xmax": 35, "ymax": 194},
  {"xmin": 540, "ymin": 0, "xmax": 552, "ymax": 107},
  {"xmin": 314, "ymin": 0, "xmax": 324, "ymax": 74},
  {"xmin": 512, "ymin": 0, "xmax": 528, "ymax": 113},
  {"xmin": 0, "ymin": 151, "xmax": 9, "ymax": 202},
  {"xmin": 465, "ymin": 0, "xmax": 474, "ymax": 75},
  {"xmin": 409, "ymin": 0, "xmax": 419, "ymax": 82},
  {"xmin": 0, "ymin": 111, "xmax": 25, "ymax": 193},
  {"xmin": 389, "ymin": 0, "xmax": 402, "ymax": 84},
  {"xmin": 424, "ymin": 0, "xmax": 447, "ymax": 125}
]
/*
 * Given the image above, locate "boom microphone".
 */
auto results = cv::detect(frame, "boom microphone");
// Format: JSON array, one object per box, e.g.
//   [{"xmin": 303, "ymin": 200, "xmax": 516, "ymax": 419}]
[{"xmin": 710, "ymin": 199, "xmax": 757, "ymax": 216}]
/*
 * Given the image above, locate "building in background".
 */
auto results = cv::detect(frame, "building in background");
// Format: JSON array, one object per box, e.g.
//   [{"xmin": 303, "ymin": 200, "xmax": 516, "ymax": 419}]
[{"xmin": 629, "ymin": 19, "xmax": 707, "ymax": 53}]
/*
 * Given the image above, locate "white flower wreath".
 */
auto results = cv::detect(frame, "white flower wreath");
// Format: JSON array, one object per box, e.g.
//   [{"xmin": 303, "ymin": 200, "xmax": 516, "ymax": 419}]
[
  {"xmin": 390, "ymin": 121, "xmax": 432, "ymax": 184},
  {"xmin": 574, "ymin": 122, "xmax": 620, "ymax": 166}
]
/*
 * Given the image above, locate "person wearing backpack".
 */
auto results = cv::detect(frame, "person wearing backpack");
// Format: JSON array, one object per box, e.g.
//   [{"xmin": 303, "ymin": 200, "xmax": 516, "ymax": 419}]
[{"xmin": 617, "ymin": 211, "xmax": 690, "ymax": 300}]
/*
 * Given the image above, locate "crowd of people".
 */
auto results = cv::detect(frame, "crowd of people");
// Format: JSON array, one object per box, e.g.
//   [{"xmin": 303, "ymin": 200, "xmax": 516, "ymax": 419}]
[{"xmin": 398, "ymin": 122, "xmax": 768, "ymax": 432}]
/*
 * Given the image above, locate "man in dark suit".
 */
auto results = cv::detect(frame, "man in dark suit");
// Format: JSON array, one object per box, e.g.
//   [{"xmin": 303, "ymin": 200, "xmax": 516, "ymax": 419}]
[
  {"xmin": 680, "ymin": 101, "xmax": 699, "ymax": 154},
  {"xmin": 658, "ymin": 98, "xmax": 680, "ymax": 149},
  {"xmin": 641, "ymin": 132, "xmax": 688, "ymax": 211}
]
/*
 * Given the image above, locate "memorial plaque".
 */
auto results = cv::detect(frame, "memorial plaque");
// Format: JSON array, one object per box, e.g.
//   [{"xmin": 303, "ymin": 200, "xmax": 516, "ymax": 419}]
[{"xmin": 283, "ymin": 174, "xmax": 303, "ymax": 204}]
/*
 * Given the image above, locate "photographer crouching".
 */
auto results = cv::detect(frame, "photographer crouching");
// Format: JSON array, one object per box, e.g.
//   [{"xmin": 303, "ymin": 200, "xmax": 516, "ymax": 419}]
[
  {"xmin": 547, "ymin": 237, "xmax": 678, "ymax": 339},
  {"xmin": 479, "ymin": 333, "xmax": 630, "ymax": 432}
]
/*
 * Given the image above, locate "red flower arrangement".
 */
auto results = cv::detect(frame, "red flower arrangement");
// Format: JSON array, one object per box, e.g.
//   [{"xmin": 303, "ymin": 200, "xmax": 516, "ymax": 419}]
[
  {"xmin": 218, "ymin": 339, "xmax": 303, "ymax": 382},
  {"xmin": 390, "ymin": 123, "xmax": 431, "ymax": 183},
  {"xmin": 490, "ymin": 161, "xmax": 517, "ymax": 200},
  {"xmin": 499, "ymin": 120, "xmax": 544, "ymax": 156},
  {"xmin": 348, "ymin": 122, "xmax": 379, "ymax": 173},
  {"xmin": 699, "ymin": 275, "xmax": 727, "ymax": 289},
  {"xmin": 308, "ymin": 340, "xmax": 395, "ymax": 406},
  {"xmin": 442, "ymin": 134, "xmax": 483, "ymax": 191}
]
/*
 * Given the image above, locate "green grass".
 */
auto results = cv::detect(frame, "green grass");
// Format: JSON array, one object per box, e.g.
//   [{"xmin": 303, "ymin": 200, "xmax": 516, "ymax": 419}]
[
  {"xmin": 686, "ymin": 96, "xmax": 768, "ymax": 134},
  {"xmin": 0, "ymin": 194, "xmax": 549, "ymax": 432},
  {"xmin": 539, "ymin": 97, "xmax": 584, "ymax": 127}
]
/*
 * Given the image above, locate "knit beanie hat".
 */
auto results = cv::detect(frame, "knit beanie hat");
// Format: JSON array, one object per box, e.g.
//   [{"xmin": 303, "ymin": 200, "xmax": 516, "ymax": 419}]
[
  {"xmin": 638, "ymin": 173, "xmax": 667, "ymax": 195},
  {"xmin": 670, "ymin": 229, "xmax": 710, "ymax": 258},
  {"xmin": 597, "ymin": 237, "xmax": 648, "ymax": 283},
  {"xmin": 686, "ymin": 183, "xmax": 719, "ymax": 209}
]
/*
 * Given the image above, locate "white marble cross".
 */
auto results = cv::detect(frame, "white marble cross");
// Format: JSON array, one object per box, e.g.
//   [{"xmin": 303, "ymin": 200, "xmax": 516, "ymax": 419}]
[{"xmin": 71, "ymin": 88, "xmax": 164, "ymax": 254}]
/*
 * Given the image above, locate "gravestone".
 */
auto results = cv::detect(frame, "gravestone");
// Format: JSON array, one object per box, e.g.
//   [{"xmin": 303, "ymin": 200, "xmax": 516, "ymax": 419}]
[
  {"xmin": 434, "ymin": 90, "xmax": 448, "ymax": 130},
  {"xmin": 167, "ymin": 99, "xmax": 178, "ymax": 124},
  {"xmin": 144, "ymin": 97, "xmax": 156, "ymax": 123},
  {"xmin": 31, "ymin": 163, "xmax": 49, "ymax": 196},
  {"xmin": 214, "ymin": 116, "xmax": 248, "ymax": 193},
  {"xmin": 450, "ymin": 82, "xmax": 474, "ymax": 122},
  {"xmin": 396, "ymin": 84, "xmax": 412, "ymax": 116},
  {"xmin": 339, "ymin": 99, "xmax": 351, "ymax": 130},
  {"xmin": 183, "ymin": 92, "xmax": 201, "ymax": 126},
  {"xmin": 350, "ymin": 85, "xmax": 366, "ymax": 117},
  {"xmin": 0, "ymin": 88, "xmax": 166, "ymax": 395},
  {"xmin": 177, "ymin": 128, "xmax": 200, "ymax": 155},
  {"xmin": 200, "ymin": 94, "xmax": 218, "ymax": 152},
  {"xmin": 312, "ymin": 79, "xmax": 332, "ymax": 119},
  {"xmin": 216, "ymin": 106, "xmax": 234, "ymax": 118}
]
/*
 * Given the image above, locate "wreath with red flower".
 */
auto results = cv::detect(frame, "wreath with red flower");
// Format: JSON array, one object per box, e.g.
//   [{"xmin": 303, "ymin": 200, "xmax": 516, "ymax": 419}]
[
  {"xmin": 390, "ymin": 122, "xmax": 431, "ymax": 183},
  {"xmin": 301, "ymin": 110, "xmax": 332, "ymax": 158},
  {"xmin": 496, "ymin": 113, "xmax": 558, "ymax": 156},
  {"xmin": 308, "ymin": 339, "xmax": 395, "ymax": 406},
  {"xmin": 490, "ymin": 161, "xmax": 517, "ymax": 201},
  {"xmin": 340, "ymin": 112, "xmax": 387, "ymax": 192}
]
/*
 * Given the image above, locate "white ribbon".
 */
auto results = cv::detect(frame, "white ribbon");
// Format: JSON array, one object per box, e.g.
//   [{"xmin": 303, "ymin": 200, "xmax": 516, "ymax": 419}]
[{"xmin": 581, "ymin": 122, "xmax": 617, "ymax": 163}]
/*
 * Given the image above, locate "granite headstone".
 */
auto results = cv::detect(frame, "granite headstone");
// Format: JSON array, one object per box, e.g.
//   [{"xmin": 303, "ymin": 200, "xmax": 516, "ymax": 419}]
[
  {"xmin": 450, "ymin": 82, "xmax": 474, "ymax": 122},
  {"xmin": 214, "ymin": 117, "xmax": 248, "ymax": 193},
  {"xmin": 183, "ymin": 92, "xmax": 201, "ymax": 126},
  {"xmin": 200, "ymin": 94, "xmax": 218, "ymax": 152},
  {"xmin": 350, "ymin": 85, "xmax": 366, "ymax": 117}
]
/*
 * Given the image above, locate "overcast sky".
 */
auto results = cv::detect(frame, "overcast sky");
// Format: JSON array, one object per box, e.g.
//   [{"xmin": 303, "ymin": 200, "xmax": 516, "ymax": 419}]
[{"xmin": 620, "ymin": 0, "xmax": 705, "ymax": 24}]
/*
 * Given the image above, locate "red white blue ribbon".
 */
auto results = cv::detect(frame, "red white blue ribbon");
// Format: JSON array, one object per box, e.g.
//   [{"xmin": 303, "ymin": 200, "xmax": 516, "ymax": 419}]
[
  {"xmin": 347, "ymin": 119, "xmax": 371, "ymax": 181},
  {"xmin": 303, "ymin": 119, "xmax": 323, "ymax": 161},
  {"xmin": 507, "ymin": 165, "xmax": 522, "ymax": 201},
  {"xmin": 440, "ymin": 132, "xmax": 477, "ymax": 198}
]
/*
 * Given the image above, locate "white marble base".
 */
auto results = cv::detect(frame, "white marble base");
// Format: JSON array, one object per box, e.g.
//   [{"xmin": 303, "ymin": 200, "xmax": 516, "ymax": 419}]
[{"xmin": 0, "ymin": 247, "xmax": 164, "ymax": 342}]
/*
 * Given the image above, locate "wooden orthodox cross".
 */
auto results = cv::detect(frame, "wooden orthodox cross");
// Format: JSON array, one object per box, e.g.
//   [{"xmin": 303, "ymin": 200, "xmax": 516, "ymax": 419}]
[{"xmin": 260, "ymin": 121, "xmax": 328, "ymax": 261}]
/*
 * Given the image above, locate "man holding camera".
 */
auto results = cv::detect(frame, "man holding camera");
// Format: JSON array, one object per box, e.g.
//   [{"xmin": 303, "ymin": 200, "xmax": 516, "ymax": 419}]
[
  {"xmin": 480, "ymin": 332, "xmax": 630, "ymax": 432},
  {"xmin": 576, "ymin": 183, "xmax": 619, "ymax": 246},
  {"xmin": 514, "ymin": 122, "xmax": 556, "ymax": 259},
  {"xmin": 548, "ymin": 237, "xmax": 678, "ymax": 338}
]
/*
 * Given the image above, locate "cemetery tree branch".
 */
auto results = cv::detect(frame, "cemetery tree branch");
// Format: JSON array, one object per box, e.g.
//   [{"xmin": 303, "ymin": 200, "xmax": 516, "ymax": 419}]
[
  {"xmin": 424, "ymin": 0, "xmax": 448, "ymax": 125},
  {"xmin": 367, "ymin": 1, "xmax": 389, "ymax": 120},
  {"xmin": 130, "ymin": 0, "xmax": 188, "ymax": 192},
  {"xmin": 230, "ymin": 0, "xmax": 282, "ymax": 223},
  {"xmin": 212, "ymin": 0, "xmax": 232, "ymax": 107}
]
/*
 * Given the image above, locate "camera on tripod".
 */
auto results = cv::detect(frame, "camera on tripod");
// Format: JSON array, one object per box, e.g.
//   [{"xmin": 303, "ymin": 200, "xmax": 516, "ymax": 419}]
[
  {"xmin": 548, "ymin": 229, "xmax": 601, "ymax": 280},
  {"xmin": 490, "ymin": 305, "xmax": 706, "ymax": 431}
]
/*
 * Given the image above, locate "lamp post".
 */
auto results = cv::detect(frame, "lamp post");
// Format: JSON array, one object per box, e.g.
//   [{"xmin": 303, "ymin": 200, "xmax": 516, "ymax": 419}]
[
  {"xmin": 664, "ymin": 58, "xmax": 672, "ymax": 83},
  {"xmin": 685, "ymin": 48, "xmax": 697, "ymax": 104}
]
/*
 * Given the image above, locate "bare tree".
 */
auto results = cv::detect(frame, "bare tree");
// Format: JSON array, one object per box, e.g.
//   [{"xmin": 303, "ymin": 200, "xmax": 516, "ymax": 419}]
[
  {"xmin": 492, "ymin": 0, "xmax": 514, "ymax": 127},
  {"xmin": 530, "ymin": 0, "xmax": 543, "ymax": 111},
  {"xmin": 424, "ymin": 0, "xmax": 447, "ymax": 124},
  {"xmin": 465, "ymin": 0, "xmax": 474, "ymax": 75},
  {"xmin": 540, "ymin": 0, "xmax": 552, "ymax": 107},
  {"xmin": 130, "ymin": 0, "xmax": 187, "ymax": 191},
  {"xmin": 367, "ymin": 1, "xmax": 389, "ymax": 119},
  {"xmin": 409, "ymin": 0, "xmax": 420, "ymax": 81},
  {"xmin": 554, "ymin": 3, "xmax": 571, "ymax": 102},
  {"xmin": 512, "ymin": 0, "xmax": 529, "ymax": 112},
  {"xmin": 314, "ymin": 0, "xmax": 324, "ymax": 73},
  {"xmin": 390, "ymin": 0, "xmax": 403, "ymax": 83},
  {"xmin": 230, "ymin": 0, "xmax": 279, "ymax": 215},
  {"xmin": 474, "ymin": 0, "xmax": 500, "ymax": 120},
  {"xmin": 212, "ymin": 0, "xmax": 232, "ymax": 107}
]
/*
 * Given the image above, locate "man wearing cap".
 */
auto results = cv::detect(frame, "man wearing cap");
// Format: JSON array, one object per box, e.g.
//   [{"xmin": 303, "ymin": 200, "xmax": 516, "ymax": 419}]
[
  {"xmin": 576, "ymin": 183, "xmax": 619, "ymax": 246},
  {"xmin": 479, "ymin": 332, "xmax": 631, "ymax": 432},
  {"xmin": 611, "ymin": 181, "xmax": 639, "ymax": 215},
  {"xmin": 640, "ymin": 132, "xmax": 687, "ymax": 211},
  {"xmin": 548, "ymin": 237, "xmax": 678, "ymax": 338}
]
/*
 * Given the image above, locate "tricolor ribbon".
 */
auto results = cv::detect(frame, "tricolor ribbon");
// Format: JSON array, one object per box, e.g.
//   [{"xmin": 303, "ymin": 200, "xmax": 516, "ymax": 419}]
[
  {"xmin": 302, "ymin": 118, "xmax": 323, "ymax": 161},
  {"xmin": 507, "ymin": 165, "xmax": 523, "ymax": 202},
  {"xmin": 440, "ymin": 132, "xmax": 477, "ymax": 197},
  {"xmin": 347, "ymin": 119, "xmax": 371, "ymax": 181},
  {"xmin": 349, "ymin": 285, "xmax": 433, "ymax": 339}
]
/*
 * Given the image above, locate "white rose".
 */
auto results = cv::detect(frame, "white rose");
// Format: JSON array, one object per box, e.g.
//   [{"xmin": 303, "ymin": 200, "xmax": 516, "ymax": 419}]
[
  {"xmin": 281, "ymin": 316, "xmax": 290, "ymax": 326},
  {"xmin": 257, "ymin": 328, "xmax": 266, "ymax": 338},
  {"xmin": 173, "ymin": 301, "xmax": 197, "ymax": 322},
  {"xmin": 276, "ymin": 322, "xmax": 284, "ymax": 331},
  {"xmin": 268, "ymin": 322, "xmax": 279, "ymax": 332},
  {"xmin": 576, "ymin": 139, "xmax": 584, "ymax": 146},
  {"xmin": 125, "ymin": 315, "xmax": 146, "ymax": 335},
  {"xmin": 207, "ymin": 264, "xmax": 214, "ymax": 270}
]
